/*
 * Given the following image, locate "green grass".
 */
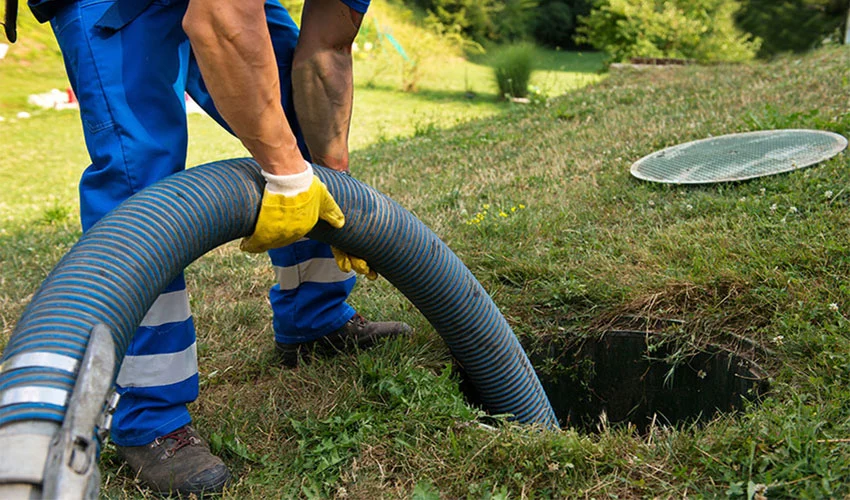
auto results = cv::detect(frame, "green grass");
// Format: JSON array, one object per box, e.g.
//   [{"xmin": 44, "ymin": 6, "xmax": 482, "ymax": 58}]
[
  {"xmin": 3, "ymin": 2, "xmax": 850, "ymax": 498},
  {"xmin": 0, "ymin": 8, "xmax": 67, "ymax": 111}
]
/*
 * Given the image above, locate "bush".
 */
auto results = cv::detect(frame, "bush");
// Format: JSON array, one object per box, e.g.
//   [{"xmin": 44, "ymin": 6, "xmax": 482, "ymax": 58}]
[
  {"xmin": 576, "ymin": 0, "xmax": 762, "ymax": 64},
  {"xmin": 490, "ymin": 42, "xmax": 537, "ymax": 98},
  {"xmin": 736, "ymin": 0, "xmax": 848, "ymax": 57}
]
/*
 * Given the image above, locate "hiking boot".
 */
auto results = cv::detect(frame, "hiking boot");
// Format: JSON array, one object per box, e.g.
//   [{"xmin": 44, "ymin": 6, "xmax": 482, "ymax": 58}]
[
  {"xmin": 116, "ymin": 424, "xmax": 231, "ymax": 497},
  {"xmin": 276, "ymin": 313, "xmax": 412, "ymax": 367}
]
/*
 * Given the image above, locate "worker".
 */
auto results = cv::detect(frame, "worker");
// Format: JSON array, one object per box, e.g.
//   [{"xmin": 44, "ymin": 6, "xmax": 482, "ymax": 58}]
[{"xmin": 25, "ymin": 0, "xmax": 411, "ymax": 494}]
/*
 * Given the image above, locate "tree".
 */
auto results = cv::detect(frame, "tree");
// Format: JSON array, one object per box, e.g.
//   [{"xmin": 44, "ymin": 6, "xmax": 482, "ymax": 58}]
[
  {"xmin": 532, "ymin": 0, "xmax": 595, "ymax": 48},
  {"xmin": 735, "ymin": 0, "xmax": 848, "ymax": 57}
]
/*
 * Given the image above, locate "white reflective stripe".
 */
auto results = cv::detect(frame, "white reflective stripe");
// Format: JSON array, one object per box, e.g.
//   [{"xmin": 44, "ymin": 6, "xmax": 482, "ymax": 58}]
[
  {"xmin": 140, "ymin": 290, "xmax": 191, "ymax": 327},
  {"xmin": 0, "ymin": 387, "xmax": 69, "ymax": 407},
  {"xmin": 1, "ymin": 352, "xmax": 78, "ymax": 374},
  {"xmin": 275, "ymin": 258, "xmax": 355, "ymax": 291},
  {"xmin": 115, "ymin": 343, "xmax": 198, "ymax": 388}
]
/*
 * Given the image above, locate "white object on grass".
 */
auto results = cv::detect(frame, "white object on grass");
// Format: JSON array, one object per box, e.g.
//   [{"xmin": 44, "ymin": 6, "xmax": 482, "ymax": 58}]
[{"xmin": 27, "ymin": 89, "xmax": 79, "ymax": 110}]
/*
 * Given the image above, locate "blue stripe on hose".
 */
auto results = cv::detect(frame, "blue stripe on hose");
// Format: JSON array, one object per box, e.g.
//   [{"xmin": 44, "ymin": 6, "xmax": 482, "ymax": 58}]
[
  {"xmin": 0, "ymin": 406, "xmax": 65, "ymax": 427},
  {"xmin": 1, "ymin": 159, "xmax": 557, "ymax": 429},
  {"xmin": 98, "ymin": 217, "xmax": 178, "ymax": 272},
  {"xmin": 0, "ymin": 379, "xmax": 72, "ymax": 393},
  {"xmin": 3, "ymin": 339, "xmax": 87, "ymax": 360},
  {"xmin": 314, "ymin": 168, "xmax": 557, "ymax": 427},
  {"xmin": 0, "ymin": 370, "xmax": 74, "ymax": 390}
]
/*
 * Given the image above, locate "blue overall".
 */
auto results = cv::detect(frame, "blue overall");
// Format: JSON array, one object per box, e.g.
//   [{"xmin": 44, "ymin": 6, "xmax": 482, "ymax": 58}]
[{"xmin": 44, "ymin": 0, "xmax": 368, "ymax": 446}]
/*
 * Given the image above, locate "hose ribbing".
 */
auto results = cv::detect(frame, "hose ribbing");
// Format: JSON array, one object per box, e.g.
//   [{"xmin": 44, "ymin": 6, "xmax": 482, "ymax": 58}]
[{"xmin": 0, "ymin": 158, "xmax": 557, "ymax": 429}]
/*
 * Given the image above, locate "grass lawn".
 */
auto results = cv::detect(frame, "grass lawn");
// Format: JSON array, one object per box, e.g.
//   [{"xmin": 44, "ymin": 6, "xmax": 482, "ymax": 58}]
[{"xmin": 2, "ymin": 4, "xmax": 850, "ymax": 498}]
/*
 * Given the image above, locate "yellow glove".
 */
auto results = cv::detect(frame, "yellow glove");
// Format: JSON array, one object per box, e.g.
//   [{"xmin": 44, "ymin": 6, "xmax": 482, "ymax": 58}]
[
  {"xmin": 240, "ymin": 163, "xmax": 345, "ymax": 253},
  {"xmin": 332, "ymin": 247, "xmax": 378, "ymax": 280}
]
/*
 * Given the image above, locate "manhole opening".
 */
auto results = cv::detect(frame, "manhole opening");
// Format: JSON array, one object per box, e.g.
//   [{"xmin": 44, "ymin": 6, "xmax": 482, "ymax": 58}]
[{"xmin": 458, "ymin": 330, "xmax": 770, "ymax": 433}]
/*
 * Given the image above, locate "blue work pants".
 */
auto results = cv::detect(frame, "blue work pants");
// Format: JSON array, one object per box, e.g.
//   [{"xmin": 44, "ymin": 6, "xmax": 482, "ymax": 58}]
[{"xmin": 50, "ymin": 0, "xmax": 356, "ymax": 446}]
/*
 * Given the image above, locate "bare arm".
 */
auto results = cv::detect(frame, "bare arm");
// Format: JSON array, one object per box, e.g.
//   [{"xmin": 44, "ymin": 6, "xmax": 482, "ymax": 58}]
[
  {"xmin": 183, "ymin": 0, "xmax": 306, "ymax": 176},
  {"xmin": 292, "ymin": 0, "xmax": 363, "ymax": 172}
]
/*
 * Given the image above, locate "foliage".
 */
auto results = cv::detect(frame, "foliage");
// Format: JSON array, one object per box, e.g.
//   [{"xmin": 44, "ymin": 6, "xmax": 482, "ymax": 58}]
[
  {"xmin": 576, "ymin": 0, "xmax": 762, "ymax": 63},
  {"xmin": 489, "ymin": 42, "xmax": 537, "ymax": 98},
  {"xmin": 410, "ymin": 0, "xmax": 598, "ymax": 48},
  {"xmin": 735, "ymin": 0, "xmax": 848, "ymax": 57},
  {"xmin": 417, "ymin": 0, "xmax": 495, "ymax": 43},
  {"xmin": 533, "ymin": 0, "xmax": 595, "ymax": 48},
  {"xmin": 533, "ymin": 1, "xmax": 575, "ymax": 48},
  {"xmin": 414, "ymin": 0, "xmax": 539, "ymax": 43},
  {"xmin": 489, "ymin": 0, "xmax": 540, "ymax": 42}
]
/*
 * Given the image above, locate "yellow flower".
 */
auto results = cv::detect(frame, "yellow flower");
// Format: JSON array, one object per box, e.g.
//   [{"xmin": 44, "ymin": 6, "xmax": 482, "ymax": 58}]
[{"xmin": 499, "ymin": 211, "xmax": 508, "ymax": 218}]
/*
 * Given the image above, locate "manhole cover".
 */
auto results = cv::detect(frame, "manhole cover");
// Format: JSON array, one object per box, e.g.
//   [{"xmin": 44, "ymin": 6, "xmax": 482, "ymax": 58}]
[{"xmin": 631, "ymin": 129, "xmax": 847, "ymax": 184}]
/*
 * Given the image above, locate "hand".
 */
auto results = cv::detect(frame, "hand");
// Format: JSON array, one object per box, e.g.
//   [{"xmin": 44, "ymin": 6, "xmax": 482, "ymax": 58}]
[
  {"xmin": 241, "ymin": 165, "xmax": 345, "ymax": 253},
  {"xmin": 332, "ymin": 248, "xmax": 377, "ymax": 280}
]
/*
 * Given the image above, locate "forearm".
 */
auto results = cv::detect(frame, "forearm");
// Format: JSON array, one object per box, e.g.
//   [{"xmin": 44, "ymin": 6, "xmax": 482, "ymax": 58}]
[
  {"xmin": 292, "ymin": 0, "xmax": 363, "ymax": 172},
  {"xmin": 292, "ymin": 49, "xmax": 354, "ymax": 172},
  {"xmin": 183, "ymin": 0, "xmax": 305, "ymax": 175}
]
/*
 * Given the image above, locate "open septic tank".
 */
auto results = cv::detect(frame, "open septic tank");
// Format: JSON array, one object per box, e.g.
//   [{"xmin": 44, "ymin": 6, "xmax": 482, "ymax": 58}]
[{"xmin": 459, "ymin": 328, "xmax": 770, "ymax": 432}]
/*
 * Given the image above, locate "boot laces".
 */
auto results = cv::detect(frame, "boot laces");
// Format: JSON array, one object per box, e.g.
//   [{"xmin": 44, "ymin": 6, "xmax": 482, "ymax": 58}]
[
  {"xmin": 155, "ymin": 426, "xmax": 200, "ymax": 458},
  {"xmin": 350, "ymin": 313, "xmax": 367, "ymax": 327}
]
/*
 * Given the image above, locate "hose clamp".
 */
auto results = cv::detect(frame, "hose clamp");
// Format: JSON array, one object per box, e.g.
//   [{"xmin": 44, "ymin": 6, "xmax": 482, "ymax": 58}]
[{"xmin": 97, "ymin": 391, "xmax": 121, "ymax": 442}]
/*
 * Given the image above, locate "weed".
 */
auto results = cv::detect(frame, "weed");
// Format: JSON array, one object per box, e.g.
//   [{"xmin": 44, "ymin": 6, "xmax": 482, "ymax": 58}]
[
  {"xmin": 411, "ymin": 480, "xmax": 441, "ymax": 499},
  {"xmin": 39, "ymin": 204, "xmax": 71, "ymax": 225},
  {"xmin": 490, "ymin": 42, "xmax": 537, "ymax": 99}
]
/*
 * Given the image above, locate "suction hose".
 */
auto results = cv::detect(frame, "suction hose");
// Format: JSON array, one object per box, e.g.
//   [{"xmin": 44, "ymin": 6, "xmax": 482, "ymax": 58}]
[{"xmin": 0, "ymin": 159, "xmax": 558, "ymax": 495}]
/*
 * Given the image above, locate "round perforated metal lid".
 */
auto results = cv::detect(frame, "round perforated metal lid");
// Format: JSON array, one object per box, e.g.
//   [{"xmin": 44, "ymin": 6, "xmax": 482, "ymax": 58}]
[{"xmin": 631, "ymin": 130, "xmax": 848, "ymax": 184}]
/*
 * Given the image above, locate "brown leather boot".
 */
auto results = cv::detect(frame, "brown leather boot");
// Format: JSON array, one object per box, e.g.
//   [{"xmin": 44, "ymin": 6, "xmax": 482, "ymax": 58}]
[
  {"xmin": 276, "ymin": 313, "xmax": 412, "ymax": 368},
  {"xmin": 116, "ymin": 425, "xmax": 231, "ymax": 497}
]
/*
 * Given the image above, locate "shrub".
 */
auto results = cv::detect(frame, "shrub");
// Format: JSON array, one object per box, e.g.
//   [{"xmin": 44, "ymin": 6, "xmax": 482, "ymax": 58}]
[
  {"xmin": 490, "ymin": 42, "xmax": 537, "ymax": 99},
  {"xmin": 576, "ymin": 0, "xmax": 761, "ymax": 64}
]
